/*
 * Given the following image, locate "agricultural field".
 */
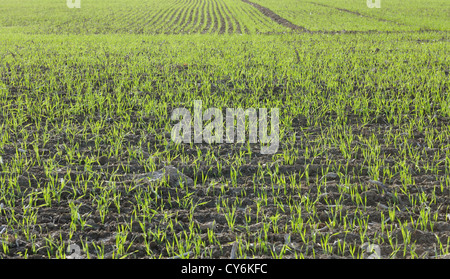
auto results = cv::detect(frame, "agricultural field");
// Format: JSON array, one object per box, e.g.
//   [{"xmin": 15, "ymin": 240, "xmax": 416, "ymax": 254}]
[
  {"xmin": 250, "ymin": 0, "xmax": 450, "ymax": 31},
  {"xmin": 0, "ymin": 0, "xmax": 449, "ymax": 261},
  {"xmin": 0, "ymin": 0, "xmax": 291, "ymax": 34}
]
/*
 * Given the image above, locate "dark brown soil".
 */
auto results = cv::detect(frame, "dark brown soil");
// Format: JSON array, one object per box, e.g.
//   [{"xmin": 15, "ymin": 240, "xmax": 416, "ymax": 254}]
[
  {"xmin": 241, "ymin": 0, "xmax": 311, "ymax": 32},
  {"xmin": 1, "ymin": 105, "xmax": 450, "ymax": 259}
]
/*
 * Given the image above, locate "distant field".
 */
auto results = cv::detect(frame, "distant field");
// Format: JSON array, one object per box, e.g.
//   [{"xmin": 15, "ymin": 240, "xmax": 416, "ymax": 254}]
[
  {"xmin": 0, "ymin": 0, "xmax": 291, "ymax": 34},
  {"xmin": 1, "ymin": 0, "xmax": 448, "ymax": 34},
  {"xmin": 0, "ymin": 0, "xmax": 449, "ymax": 260},
  {"xmin": 251, "ymin": 0, "xmax": 450, "ymax": 31}
]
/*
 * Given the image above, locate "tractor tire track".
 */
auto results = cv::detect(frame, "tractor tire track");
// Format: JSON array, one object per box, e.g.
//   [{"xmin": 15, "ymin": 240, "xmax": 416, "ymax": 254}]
[
  {"xmin": 243, "ymin": 4, "xmax": 272, "ymax": 29},
  {"xmin": 240, "ymin": 0, "xmax": 442, "ymax": 34},
  {"xmin": 241, "ymin": 0, "xmax": 311, "ymax": 32},
  {"xmin": 306, "ymin": 1, "xmax": 408, "ymax": 27},
  {"xmin": 239, "ymin": 5, "xmax": 267, "ymax": 33}
]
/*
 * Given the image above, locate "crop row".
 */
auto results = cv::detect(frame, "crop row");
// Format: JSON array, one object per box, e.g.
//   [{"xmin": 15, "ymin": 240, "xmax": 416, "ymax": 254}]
[{"xmin": 0, "ymin": 0, "xmax": 291, "ymax": 35}]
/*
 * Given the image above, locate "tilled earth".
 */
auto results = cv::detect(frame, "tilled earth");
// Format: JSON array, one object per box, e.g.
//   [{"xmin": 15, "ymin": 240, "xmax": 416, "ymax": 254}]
[
  {"xmin": 1, "ymin": 110, "xmax": 450, "ymax": 259},
  {"xmin": 1, "ymin": 0, "xmax": 449, "ymax": 261}
]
